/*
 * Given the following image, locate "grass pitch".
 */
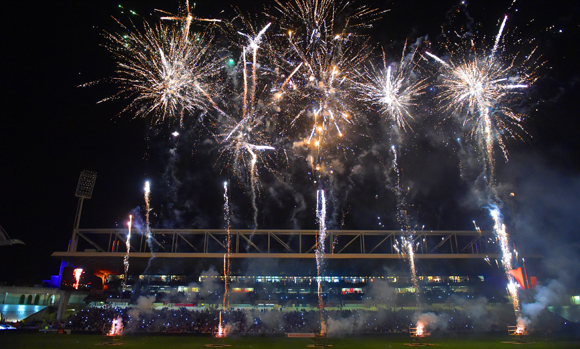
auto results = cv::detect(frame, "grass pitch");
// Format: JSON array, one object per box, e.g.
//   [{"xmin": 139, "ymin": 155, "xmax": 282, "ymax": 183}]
[{"xmin": 2, "ymin": 331, "xmax": 580, "ymax": 349}]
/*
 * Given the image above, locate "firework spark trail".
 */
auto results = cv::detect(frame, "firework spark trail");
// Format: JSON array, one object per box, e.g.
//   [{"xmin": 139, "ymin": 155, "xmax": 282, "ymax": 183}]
[
  {"xmin": 238, "ymin": 23, "xmax": 271, "ymax": 114},
  {"xmin": 219, "ymin": 23, "xmax": 276, "ymax": 245},
  {"xmin": 99, "ymin": 16, "xmax": 223, "ymax": 126},
  {"xmin": 122, "ymin": 215, "xmax": 133, "ymax": 289},
  {"xmin": 143, "ymin": 181, "xmax": 156, "ymax": 272},
  {"xmin": 315, "ymin": 189, "xmax": 327, "ymax": 334},
  {"xmin": 490, "ymin": 206, "xmax": 521, "ymax": 319},
  {"xmin": 356, "ymin": 45, "xmax": 426, "ymax": 130},
  {"xmin": 390, "ymin": 146, "xmax": 420, "ymax": 307},
  {"xmin": 491, "ymin": 16, "xmax": 508, "ymax": 58},
  {"xmin": 222, "ymin": 181, "xmax": 232, "ymax": 335}
]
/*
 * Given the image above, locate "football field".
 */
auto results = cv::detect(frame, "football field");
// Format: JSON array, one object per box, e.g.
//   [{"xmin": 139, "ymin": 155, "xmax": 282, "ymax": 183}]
[{"xmin": 2, "ymin": 332, "xmax": 580, "ymax": 349}]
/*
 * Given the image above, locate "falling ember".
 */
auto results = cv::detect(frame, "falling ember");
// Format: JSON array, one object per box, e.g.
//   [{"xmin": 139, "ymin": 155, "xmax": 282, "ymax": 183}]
[
  {"xmin": 123, "ymin": 215, "xmax": 132, "ymax": 289},
  {"xmin": 107, "ymin": 317, "xmax": 123, "ymax": 336}
]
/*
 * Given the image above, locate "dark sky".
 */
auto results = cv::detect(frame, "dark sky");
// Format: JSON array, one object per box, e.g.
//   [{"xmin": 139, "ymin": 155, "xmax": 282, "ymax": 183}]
[{"xmin": 1, "ymin": 0, "xmax": 579, "ymax": 288}]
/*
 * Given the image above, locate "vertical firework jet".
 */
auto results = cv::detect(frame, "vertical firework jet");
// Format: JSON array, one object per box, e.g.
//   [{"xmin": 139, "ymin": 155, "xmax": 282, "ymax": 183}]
[
  {"xmin": 222, "ymin": 181, "xmax": 231, "ymax": 311},
  {"xmin": 315, "ymin": 189, "xmax": 327, "ymax": 333},
  {"xmin": 390, "ymin": 146, "xmax": 420, "ymax": 307},
  {"xmin": 427, "ymin": 16, "xmax": 537, "ymax": 329},
  {"xmin": 123, "ymin": 215, "xmax": 132, "ymax": 289},
  {"xmin": 220, "ymin": 181, "xmax": 231, "ymax": 337},
  {"xmin": 143, "ymin": 180, "xmax": 156, "ymax": 272},
  {"xmin": 490, "ymin": 206, "xmax": 521, "ymax": 320}
]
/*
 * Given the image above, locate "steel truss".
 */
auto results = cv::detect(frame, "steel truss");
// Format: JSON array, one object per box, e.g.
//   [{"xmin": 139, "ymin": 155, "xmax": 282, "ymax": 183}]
[{"xmin": 64, "ymin": 229, "xmax": 503, "ymax": 259}]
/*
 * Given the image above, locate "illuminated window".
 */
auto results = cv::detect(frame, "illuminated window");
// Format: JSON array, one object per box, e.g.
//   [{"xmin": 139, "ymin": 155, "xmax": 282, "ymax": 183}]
[{"xmin": 341, "ymin": 288, "xmax": 363, "ymax": 294}]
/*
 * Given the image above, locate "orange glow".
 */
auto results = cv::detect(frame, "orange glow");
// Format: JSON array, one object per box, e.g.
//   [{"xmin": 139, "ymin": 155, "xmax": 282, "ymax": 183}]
[
  {"xmin": 106, "ymin": 317, "xmax": 123, "ymax": 336},
  {"xmin": 416, "ymin": 322, "xmax": 425, "ymax": 337},
  {"xmin": 215, "ymin": 312, "xmax": 226, "ymax": 338},
  {"xmin": 93, "ymin": 269, "xmax": 113, "ymax": 290}
]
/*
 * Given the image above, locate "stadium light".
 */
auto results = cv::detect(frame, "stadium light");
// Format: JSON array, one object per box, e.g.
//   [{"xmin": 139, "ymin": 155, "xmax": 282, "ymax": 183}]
[
  {"xmin": 75, "ymin": 170, "xmax": 97, "ymax": 199},
  {"xmin": 69, "ymin": 170, "xmax": 97, "ymax": 252}
]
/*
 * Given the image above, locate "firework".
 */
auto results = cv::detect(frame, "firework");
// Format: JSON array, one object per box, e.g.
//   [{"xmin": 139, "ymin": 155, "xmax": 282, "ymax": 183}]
[
  {"xmin": 72, "ymin": 268, "xmax": 83, "ymax": 290},
  {"xmin": 143, "ymin": 181, "xmax": 156, "ymax": 262},
  {"xmin": 217, "ymin": 22, "xmax": 277, "ymax": 237},
  {"xmin": 315, "ymin": 189, "xmax": 327, "ymax": 333},
  {"xmin": 100, "ymin": 16, "xmax": 223, "ymax": 126},
  {"xmin": 426, "ymin": 16, "xmax": 538, "ymax": 168},
  {"xmin": 270, "ymin": 0, "xmax": 382, "ymax": 172},
  {"xmin": 356, "ymin": 45, "xmax": 426, "ymax": 130},
  {"xmin": 222, "ymin": 182, "xmax": 231, "ymax": 312},
  {"xmin": 107, "ymin": 317, "xmax": 123, "ymax": 336},
  {"xmin": 390, "ymin": 146, "xmax": 420, "ymax": 306},
  {"xmin": 122, "ymin": 215, "xmax": 132, "ymax": 289},
  {"xmin": 490, "ymin": 206, "xmax": 522, "ymax": 320}
]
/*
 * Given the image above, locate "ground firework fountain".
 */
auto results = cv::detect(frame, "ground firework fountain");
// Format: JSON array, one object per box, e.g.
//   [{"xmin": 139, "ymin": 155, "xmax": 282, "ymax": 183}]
[
  {"xmin": 101, "ymin": 316, "xmax": 123, "ymax": 345},
  {"xmin": 143, "ymin": 181, "xmax": 156, "ymax": 272},
  {"xmin": 122, "ymin": 215, "xmax": 132, "ymax": 290},
  {"xmin": 106, "ymin": 317, "xmax": 123, "ymax": 337},
  {"xmin": 315, "ymin": 189, "xmax": 327, "ymax": 338},
  {"xmin": 204, "ymin": 182, "xmax": 232, "ymax": 348},
  {"xmin": 406, "ymin": 321, "xmax": 433, "ymax": 347},
  {"xmin": 390, "ymin": 146, "xmax": 420, "ymax": 307}
]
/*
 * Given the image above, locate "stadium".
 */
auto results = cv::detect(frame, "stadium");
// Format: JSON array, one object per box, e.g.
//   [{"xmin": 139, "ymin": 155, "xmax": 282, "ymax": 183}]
[{"xmin": 42, "ymin": 222, "xmax": 552, "ymax": 332}]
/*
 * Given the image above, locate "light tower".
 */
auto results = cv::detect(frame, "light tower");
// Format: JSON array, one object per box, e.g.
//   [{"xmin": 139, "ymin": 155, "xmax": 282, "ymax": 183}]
[{"xmin": 69, "ymin": 170, "xmax": 97, "ymax": 252}]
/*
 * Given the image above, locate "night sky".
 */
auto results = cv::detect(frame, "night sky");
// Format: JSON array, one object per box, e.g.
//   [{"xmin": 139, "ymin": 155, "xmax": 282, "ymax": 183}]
[{"xmin": 1, "ymin": 0, "xmax": 579, "ymax": 291}]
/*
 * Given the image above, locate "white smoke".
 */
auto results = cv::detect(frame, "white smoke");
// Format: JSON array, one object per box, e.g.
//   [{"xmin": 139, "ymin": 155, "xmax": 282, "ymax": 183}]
[
  {"xmin": 522, "ymin": 279, "xmax": 567, "ymax": 322},
  {"xmin": 417, "ymin": 312, "xmax": 448, "ymax": 331},
  {"xmin": 199, "ymin": 266, "xmax": 222, "ymax": 297}
]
